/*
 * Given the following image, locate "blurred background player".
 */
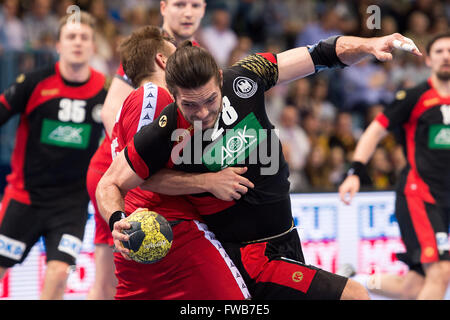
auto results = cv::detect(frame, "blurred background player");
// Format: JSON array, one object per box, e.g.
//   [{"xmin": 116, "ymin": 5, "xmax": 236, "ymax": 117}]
[
  {"xmin": 339, "ymin": 33, "xmax": 450, "ymax": 300},
  {"xmin": 86, "ymin": 0, "xmax": 206, "ymax": 299},
  {"xmin": 0, "ymin": 11, "xmax": 106, "ymax": 299}
]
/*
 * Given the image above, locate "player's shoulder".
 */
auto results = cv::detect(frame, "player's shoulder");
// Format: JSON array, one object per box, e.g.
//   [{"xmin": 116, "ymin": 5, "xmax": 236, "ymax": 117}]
[
  {"xmin": 16, "ymin": 64, "xmax": 56, "ymax": 88},
  {"xmin": 88, "ymin": 67, "xmax": 107, "ymax": 87},
  {"xmin": 393, "ymin": 80, "xmax": 431, "ymax": 103},
  {"xmin": 226, "ymin": 52, "xmax": 279, "ymax": 91}
]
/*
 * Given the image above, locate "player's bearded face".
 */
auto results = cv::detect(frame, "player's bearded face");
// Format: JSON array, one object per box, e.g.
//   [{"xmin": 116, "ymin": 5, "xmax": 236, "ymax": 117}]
[
  {"xmin": 161, "ymin": 0, "xmax": 206, "ymax": 41},
  {"xmin": 176, "ymin": 77, "xmax": 222, "ymax": 130},
  {"xmin": 429, "ymin": 38, "xmax": 450, "ymax": 81}
]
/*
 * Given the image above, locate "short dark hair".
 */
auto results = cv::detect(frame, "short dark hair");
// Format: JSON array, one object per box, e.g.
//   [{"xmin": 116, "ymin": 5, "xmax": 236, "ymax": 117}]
[
  {"xmin": 426, "ymin": 32, "xmax": 450, "ymax": 54},
  {"xmin": 165, "ymin": 41, "xmax": 221, "ymax": 98},
  {"xmin": 119, "ymin": 26, "xmax": 175, "ymax": 88}
]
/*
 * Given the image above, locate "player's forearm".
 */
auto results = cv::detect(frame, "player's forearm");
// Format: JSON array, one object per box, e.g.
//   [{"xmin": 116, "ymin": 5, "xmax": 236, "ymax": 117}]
[
  {"xmin": 141, "ymin": 169, "xmax": 210, "ymax": 195},
  {"xmin": 336, "ymin": 36, "xmax": 377, "ymax": 66},
  {"xmin": 352, "ymin": 121, "xmax": 388, "ymax": 164},
  {"xmin": 96, "ymin": 177, "xmax": 127, "ymax": 222}
]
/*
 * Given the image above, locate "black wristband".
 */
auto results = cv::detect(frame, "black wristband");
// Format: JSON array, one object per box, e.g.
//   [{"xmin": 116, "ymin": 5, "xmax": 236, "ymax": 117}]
[
  {"xmin": 109, "ymin": 210, "xmax": 126, "ymax": 232},
  {"xmin": 307, "ymin": 35, "xmax": 347, "ymax": 73},
  {"xmin": 347, "ymin": 161, "xmax": 366, "ymax": 179}
]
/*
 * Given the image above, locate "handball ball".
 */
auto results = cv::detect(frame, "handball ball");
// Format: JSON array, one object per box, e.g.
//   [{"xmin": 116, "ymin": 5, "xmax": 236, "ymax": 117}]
[{"xmin": 121, "ymin": 208, "xmax": 173, "ymax": 264}]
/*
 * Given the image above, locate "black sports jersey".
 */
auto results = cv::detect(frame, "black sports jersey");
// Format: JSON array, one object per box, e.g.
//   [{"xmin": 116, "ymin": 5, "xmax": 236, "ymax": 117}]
[
  {"xmin": 0, "ymin": 62, "xmax": 107, "ymax": 204},
  {"xmin": 126, "ymin": 53, "xmax": 294, "ymax": 242},
  {"xmin": 375, "ymin": 79, "xmax": 450, "ymax": 207}
]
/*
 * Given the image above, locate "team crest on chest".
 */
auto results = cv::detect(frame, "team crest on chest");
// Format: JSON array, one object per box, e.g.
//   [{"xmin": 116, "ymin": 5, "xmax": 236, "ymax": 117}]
[{"xmin": 233, "ymin": 76, "xmax": 257, "ymax": 99}]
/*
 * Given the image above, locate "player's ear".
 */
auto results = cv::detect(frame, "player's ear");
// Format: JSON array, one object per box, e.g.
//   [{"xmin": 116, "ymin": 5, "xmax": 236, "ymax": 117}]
[
  {"xmin": 424, "ymin": 53, "xmax": 432, "ymax": 68},
  {"xmin": 156, "ymin": 52, "xmax": 167, "ymax": 70},
  {"xmin": 160, "ymin": 1, "xmax": 167, "ymax": 17},
  {"xmin": 219, "ymin": 69, "xmax": 223, "ymax": 88}
]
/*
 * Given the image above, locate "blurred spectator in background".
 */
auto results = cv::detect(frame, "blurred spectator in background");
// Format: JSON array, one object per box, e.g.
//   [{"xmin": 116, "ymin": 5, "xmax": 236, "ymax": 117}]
[
  {"xmin": 278, "ymin": 105, "xmax": 311, "ymax": 192},
  {"xmin": 22, "ymin": 0, "xmax": 59, "ymax": 49},
  {"xmin": 340, "ymin": 57, "xmax": 393, "ymax": 112},
  {"xmin": 87, "ymin": 0, "xmax": 118, "ymax": 75},
  {"xmin": 405, "ymin": 10, "xmax": 432, "ymax": 50},
  {"xmin": 310, "ymin": 77, "xmax": 337, "ymax": 127},
  {"xmin": 55, "ymin": 0, "xmax": 76, "ymax": 18},
  {"xmin": 368, "ymin": 146, "xmax": 395, "ymax": 190},
  {"xmin": 0, "ymin": 0, "xmax": 26, "ymax": 51},
  {"xmin": 329, "ymin": 111, "xmax": 357, "ymax": 161},
  {"xmin": 328, "ymin": 145, "xmax": 347, "ymax": 187},
  {"xmin": 200, "ymin": 5, "xmax": 238, "ymax": 67},
  {"xmin": 227, "ymin": 35, "xmax": 253, "ymax": 66},
  {"xmin": 287, "ymin": 78, "xmax": 312, "ymax": 116},
  {"xmin": 305, "ymin": 144, "xmax": 332, "ymax": 190},
  {"xmin": 295, "ymin": 6, "xmax": 341, "ymax": 47}
]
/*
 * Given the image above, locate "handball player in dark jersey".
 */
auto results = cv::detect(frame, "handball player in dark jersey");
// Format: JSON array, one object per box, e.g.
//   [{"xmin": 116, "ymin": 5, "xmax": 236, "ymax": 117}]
[
  {"xmin": 98, "ymin": 33, "xmax": 421, "ymax": 299},
  {"xmin": 339, "ymin": 33, "xmax": 450, "ymax": 300},
  {"xmin": 0, "ymin": 12, "xmax": 106, "ymax": 299}
]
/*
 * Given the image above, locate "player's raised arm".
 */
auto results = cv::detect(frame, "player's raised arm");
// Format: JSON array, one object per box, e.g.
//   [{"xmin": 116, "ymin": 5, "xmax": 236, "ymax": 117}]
[{"xmin": 277, "ymin": 33, "xmax": 422, "ymax": 85}]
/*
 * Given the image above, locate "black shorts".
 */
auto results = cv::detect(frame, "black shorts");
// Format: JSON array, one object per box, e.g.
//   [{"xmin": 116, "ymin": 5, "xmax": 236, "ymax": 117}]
[
  {"xmin": 223, "ymin": 229, "xmax": 348, "ymax": 300},
  {"xmin": 395, "ymin": 192, "xmax": 450, "ymax": 275},
  {"xmin": 0, "ymin": 188, "xmax": 89, "ymax": 268}
]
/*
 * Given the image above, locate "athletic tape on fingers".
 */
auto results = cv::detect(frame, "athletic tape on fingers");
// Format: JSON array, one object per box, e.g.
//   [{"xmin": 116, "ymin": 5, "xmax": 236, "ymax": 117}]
[{"xmin": 393, "ymin": 39, "xmax": 418, "ymax": 53}]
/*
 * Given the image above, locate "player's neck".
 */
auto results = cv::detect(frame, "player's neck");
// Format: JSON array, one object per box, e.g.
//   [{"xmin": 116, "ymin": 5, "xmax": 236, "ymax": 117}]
[
  {"xmin": 58, "ymin": 60, "xmax": 91, "ymax": 83},
  {"xmin": 162, "ymin": 25, "xmax": 193, "ymax": 46},
  {"xmin": 431, "ymin": 74, "xmax": 450, "ymax": 97},
  {"xmin": 139, "ymin": 73, "xmax": 168, "ymax": 91}
]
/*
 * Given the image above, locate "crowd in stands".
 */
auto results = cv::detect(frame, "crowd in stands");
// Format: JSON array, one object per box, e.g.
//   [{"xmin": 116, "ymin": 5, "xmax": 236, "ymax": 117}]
[{"xmin": 0, "ymin": 0, "xmax": 448, "ymax": 192}]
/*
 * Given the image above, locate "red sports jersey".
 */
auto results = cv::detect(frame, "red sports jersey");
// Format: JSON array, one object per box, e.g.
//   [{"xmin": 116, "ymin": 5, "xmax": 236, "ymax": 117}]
[{"xmin": 111, "ymin": 82, "xmax": 200, "ymax": 220}]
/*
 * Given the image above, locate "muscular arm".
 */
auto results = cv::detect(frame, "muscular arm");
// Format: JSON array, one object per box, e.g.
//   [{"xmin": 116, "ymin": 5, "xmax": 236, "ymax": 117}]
[
  {"xmin": 276, "ymin": 33, "xmax": 421, "ymax": 85},
  {"xmin": 101, "ymin": 77, "xmax": 133, "ymax": 137},
  {"xmin": 96, "ymin": 150, "xmax": 143, "ymax": 222},
  {"xmin": 142, "ymin": 167, "xmax": 255, "ymax": 201}
]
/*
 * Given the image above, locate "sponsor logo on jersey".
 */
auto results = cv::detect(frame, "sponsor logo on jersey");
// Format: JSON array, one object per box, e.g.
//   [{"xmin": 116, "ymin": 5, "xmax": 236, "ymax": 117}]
[
  {"xmin": 424, "ymin": 97, "xmax": 440, "ymax": 107},
  {"xmin": 41, "ymin": 88, "xmax": 60, "ymax": 97},
  {"xmin": 292, "ymin": 271, "xmax": 303, "ymax": 283},
  {"xmin": 233, "ymin": 76, "xmax": 257, "ymax": 99},
  {"xmin": 57, "ymin": 234, "xmax": 82, "ymax": 259},
  {"xmin": 202, "ymin": 112, "xmax": 267, "ymax": 171},
  {"xmin": 159, "ymin": 115, "xmax": 168, "ymax": 128},
  {"xmin": 16, "ymin": 74, "xmax": 25, "ymax": 84},
  {"xmin": 41, "ymin": 119, "xmax": 92, "ymax": 149},
  {"xmin": 395, "ymin": 90, "xmax": 406, "ymax": 100},
  {"xmin": 0, "ymin": 235, "xmax": 25, "ymax": 261},
  {"xmin": 429, "ymin": 124, "xmax": 450, "ymax": 149}
]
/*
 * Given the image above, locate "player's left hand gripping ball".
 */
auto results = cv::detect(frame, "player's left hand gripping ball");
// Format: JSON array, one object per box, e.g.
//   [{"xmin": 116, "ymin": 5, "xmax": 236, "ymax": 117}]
[{"xmin": 121, "ymin": 208, "xmax": 173, "ymax": 264}]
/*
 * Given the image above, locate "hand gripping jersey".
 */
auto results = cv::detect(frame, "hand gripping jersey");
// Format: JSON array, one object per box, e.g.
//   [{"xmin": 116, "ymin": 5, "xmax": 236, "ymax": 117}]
[
  {"xmin": 125, "ymin": 53, "xmax": 293, "ymax": 242},
  {"xmin": 0, "ymin": 63, "xmax": 106, "ymax": 204},
  {"xmin": 375, "ymin": 79, "xmax": 450, "ymax": 207},
  {"xmin": 112, "ymin": 82, "xmax": 200, "ymax": 220}
]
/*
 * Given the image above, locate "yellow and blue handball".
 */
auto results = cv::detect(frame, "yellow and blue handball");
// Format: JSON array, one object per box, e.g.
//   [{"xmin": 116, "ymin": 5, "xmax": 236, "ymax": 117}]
[{"xmin": 121, "ymin": 208, "xmax": 173, "ymax": 264}]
